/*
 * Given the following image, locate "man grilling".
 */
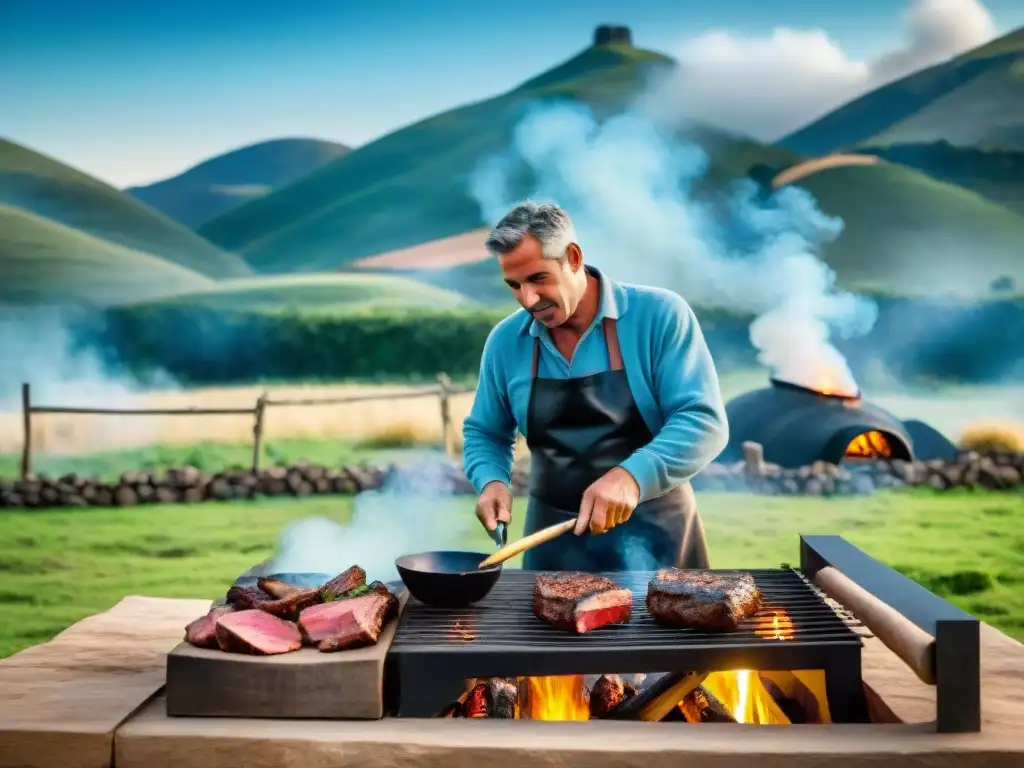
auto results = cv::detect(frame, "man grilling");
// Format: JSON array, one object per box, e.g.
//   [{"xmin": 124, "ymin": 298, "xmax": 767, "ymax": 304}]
[{"xmin": 462, "ymin": 201, "xmax": 728, "ymax": 571}]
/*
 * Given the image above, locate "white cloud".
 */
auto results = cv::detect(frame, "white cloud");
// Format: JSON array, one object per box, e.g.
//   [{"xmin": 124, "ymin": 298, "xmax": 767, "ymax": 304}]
[{"xmin": 645, "ymin": 0, "xmax": 999, "ymax": 142}]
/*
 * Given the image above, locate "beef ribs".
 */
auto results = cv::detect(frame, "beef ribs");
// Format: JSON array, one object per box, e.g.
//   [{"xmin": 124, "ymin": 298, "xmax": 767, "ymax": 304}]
[
  {"xmin": 184, "ymin": 604, "xmax": 236, "ymax": 649},
  {"xmin": 589, "ymin": 674, "xmax": 639, "ymax": 718},
  {"xmin": 258, "ymin": 588, "xmax": 321, "ymax": 621},
  {"xmin": 226, "ymin": 585, "xmax": 272, "ymax": 610},
  {"xmin": 645, "ymin": 569, "xmax": 763, "ymax": 631},
  {"xmin": 532, "ymin": 572, "xmax": 633, "ymax": 633},
  {"xmin": 318, "ymin": 565, "xmax": 367, "ymax": 601},
  {"xmin": 214, "ymin": 609, "xmax": 303, "ymax": 655},
  {"xmin": 298, "ymin": 587, "xmax": 399, "ymax": 651}
]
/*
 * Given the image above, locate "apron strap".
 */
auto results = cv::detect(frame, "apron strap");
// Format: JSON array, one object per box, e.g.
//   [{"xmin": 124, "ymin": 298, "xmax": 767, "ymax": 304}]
[
  {"xmin": 602, "ymin": 317, "xmax": 624, "ymax": 372},
  {"xmin": 531, "ymin": 317, "xmax": 624, "ymax": 378}
]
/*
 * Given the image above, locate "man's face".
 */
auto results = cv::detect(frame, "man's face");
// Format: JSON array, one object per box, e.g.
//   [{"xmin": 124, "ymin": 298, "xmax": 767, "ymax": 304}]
[{"xmin": 498, "ymin": 234, "xmax": 583, "ymax": 328}]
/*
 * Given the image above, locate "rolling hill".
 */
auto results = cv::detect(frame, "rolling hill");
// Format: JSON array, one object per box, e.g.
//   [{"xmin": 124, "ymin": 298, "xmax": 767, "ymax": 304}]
[
  {"xmin": 0, "ymin": 139, "xmax": 250, "ymax": 279},
  {"xmin": 779, "ymin": 25, "xmax": 1024, "ymax": 155},
  {"xmin": 0, "ymin": 204, "xmax": 214, "ymax": 307},
  {"xmin": 126, "ymin": 137, "xmax": 350, "ymax": 228},
  {"xmin": 197, "ymin": 32, "xmax": 801, "ymax": 273},
  {"xmin": 121, "ymin": 272, "xmax": 475, "ymax": 313}
]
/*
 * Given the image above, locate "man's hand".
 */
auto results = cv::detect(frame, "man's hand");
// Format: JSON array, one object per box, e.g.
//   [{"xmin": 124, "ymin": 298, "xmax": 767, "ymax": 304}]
[
  {"xmin": 475, "ymin": 480, "xmax": 512, "ymax": 534},
  {"xmin": 575, "ymin": 467, "xmax": 641, "ymax": 536}
]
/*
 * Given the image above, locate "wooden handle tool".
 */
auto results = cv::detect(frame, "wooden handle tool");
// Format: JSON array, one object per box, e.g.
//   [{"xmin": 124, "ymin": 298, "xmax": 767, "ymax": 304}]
[
  {"xmin": 478, "ymin": 518, "xmax": 577, "ymax": 568},
  {"xmin": 812, "ymin": 566, "xmax": 936, "ymax": 685}
]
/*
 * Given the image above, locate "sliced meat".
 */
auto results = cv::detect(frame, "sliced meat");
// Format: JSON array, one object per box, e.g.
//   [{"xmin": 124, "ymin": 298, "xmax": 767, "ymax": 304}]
[
  {"xmin": 645, "ymin": 569, "xmax": 763, "ymax": 631},
  {"xmin": 184, "ymin": 604, "xmax": 236, "ymax": 649},
  {"xmin": 298, "ymin": 588, "xmax": 399, "ymax": 651},
  {"xmin": 257, "ymin": 577, "xmax": 302, "ymax": 599},
  {"xmin": 226, "ymin": 585, "xmax": 272, "ymax": 609},
  {"xmin": 532, "ymin": 572, "xmax": 633, "ymax": 633},
  {"xmin": 318, "ymin": 565, "xmax": 367, "ymax": 601},
  {"xmin": 214, "ymin": 609, "xmax": 302, "ymax": 655},
  {"xmin": 589, "ymin": 674, "xmax": 639, "ymax": 718},
  {"xmin": 259, "ymin": 588, "xmax": 321, "ymax": 621}
]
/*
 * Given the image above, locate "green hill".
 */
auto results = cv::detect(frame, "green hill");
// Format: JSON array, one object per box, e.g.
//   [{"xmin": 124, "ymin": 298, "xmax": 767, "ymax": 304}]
[
  {"xmin": 779, "ymin": 162, "xmax": 1024, "ymax": 295},
  {"xmin": 197, "ymin": 34, "xmax": 800, "ymax": 273},
  {"xmin": 0, "ymin": 204, "xmax": 214, "ymax": 307},
  {"xmin": 0, "ymin": 139, "xmax": 250, "ymax": 279},
  {"xmin": 126, "ymin": 137, "xmax": 350, "ymax": 228},
  {"xmin": 779, "ymin": 26, "xmax": 1024, "ymax": 155},
  {"xmin": 126, "ymin": 272, "xmax": 475, "ymax": 313}
]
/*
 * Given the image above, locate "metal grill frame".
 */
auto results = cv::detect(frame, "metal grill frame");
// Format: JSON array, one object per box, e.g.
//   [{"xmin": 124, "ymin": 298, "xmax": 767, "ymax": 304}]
[{"xmin": 386, "ymin": 564, "xmax": 868, "ymax": 721}]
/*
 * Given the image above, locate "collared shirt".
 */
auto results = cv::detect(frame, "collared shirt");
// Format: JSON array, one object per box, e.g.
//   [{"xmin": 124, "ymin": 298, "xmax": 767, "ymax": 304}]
[{"xmin": 461, "ymin": 265, "xmax": 729, "ymax": 503}]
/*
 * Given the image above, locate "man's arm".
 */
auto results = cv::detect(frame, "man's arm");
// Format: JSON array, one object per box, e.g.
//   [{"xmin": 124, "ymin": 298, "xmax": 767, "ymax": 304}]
[
  {"xmin": 619, "ymin": 294, "xmax": 729, "ymax": 503},
  {"xmin": 461, "ymin": 325, "xmax": 518, "ymax": 494}
]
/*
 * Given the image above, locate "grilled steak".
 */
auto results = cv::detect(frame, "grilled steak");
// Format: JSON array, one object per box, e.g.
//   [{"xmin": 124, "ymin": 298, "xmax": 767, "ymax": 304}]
[
  {"xmin": 259, "ymin": 588, "xmax": 321, "ymax": 621},
  {"xmin": 257, "ymin": 577, "xmax": 302, "ymax": 599},
  {"xmin": 226, "ymin": 585, "xmax": 272, "ymax": 609},
  {"xmin": 532, "ymin": 572, "xmax": 632, "ymax": 633},
  {"xmin": 319, "ymin": 565, "xmax": 367, "ymax": 601},
  {"xmin": 589, "ymin": 674, "xmax": 639, "ymax": 719},
  {"xmin": 214, "ymin": 609, "xmax": 303, "ymax": 655},
  {"xmin": 299, "ymin": 588, "xmax": 399, "ymax": 651},
  {"xmin": 646, "ymin": 569, "xmax": 763, "ymax": 631},
  {"xmin": 184, "ymin": 604, "xmax": 236, "ymax": 649}
]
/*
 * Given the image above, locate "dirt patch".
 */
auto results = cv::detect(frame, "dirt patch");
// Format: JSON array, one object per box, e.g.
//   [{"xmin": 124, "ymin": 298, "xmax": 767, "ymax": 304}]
[{"xmin": 350, "ymin": 229, "xmax": 492, "ymax": 270}]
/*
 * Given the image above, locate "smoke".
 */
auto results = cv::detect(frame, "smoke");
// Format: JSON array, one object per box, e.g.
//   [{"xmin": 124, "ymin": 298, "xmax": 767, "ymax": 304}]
[
  {"xmin": 467, "ymin": 101, "xmax": 878, "ymax": 394},
  {"xmin": 265, "ymin": 453, "xmax": 472, "ymax": 583}
]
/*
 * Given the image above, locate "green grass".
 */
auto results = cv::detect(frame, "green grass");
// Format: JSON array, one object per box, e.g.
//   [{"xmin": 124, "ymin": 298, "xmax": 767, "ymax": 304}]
[
  {"xmin": 118, "ymin": 272, "xmax": 478, "ymax": 313},
  {"xmin": 196, "ymin": 42, "xmax": 800, "ymax": 273},
  {"xmin": 779, "ymin": 25, "xmax": 1024, "ymax": 154},
  {"xmin": 0, "ymin": 438, "xmax": 418, "ymax": 482},
  {"xmin": 0, "ymin": 488, "xmax": 1021, "ymax": 659},
  {"xmin": 0, "ymin": 139, "xmax": 250, "ymax": 279},
  {"xmin": 0, "ymin": 204, "xmax": 215, "ymax": 306}
]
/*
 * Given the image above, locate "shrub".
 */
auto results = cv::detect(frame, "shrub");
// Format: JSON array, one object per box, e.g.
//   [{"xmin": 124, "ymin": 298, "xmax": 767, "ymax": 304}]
[{"xmin": 958, "ymin": 421, "xmax": 1024, "ymax": 454}]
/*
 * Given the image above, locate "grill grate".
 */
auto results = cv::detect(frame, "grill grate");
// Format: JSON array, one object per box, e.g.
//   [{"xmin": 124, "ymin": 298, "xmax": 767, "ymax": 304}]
[
  {"xmin": 392, "ymin": 569, "xmax": 860, "ymax": 650},
  {"xmin": 387, "ymin": 569, "xmax": 868, "ymax": 719}
]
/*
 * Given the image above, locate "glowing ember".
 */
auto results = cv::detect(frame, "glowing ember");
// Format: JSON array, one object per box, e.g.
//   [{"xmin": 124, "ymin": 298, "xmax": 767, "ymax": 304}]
[
  {"xmin": 754, "ymin": 610, "xmax": 795, "ymax": 641},
  {"xmin": 702, "ymin": 671, "xmax": 790, "ymax": 725},
  {"xmin": 448, "ymin": 620, "xmax": 476, "ymax": 642},
  {"xmin": 845, "ymin": 430, "xmax": 891, "ymax": 458},
  {"xmin": 527, "ymin": 675, "xmax": 590, "ymax": 721}
]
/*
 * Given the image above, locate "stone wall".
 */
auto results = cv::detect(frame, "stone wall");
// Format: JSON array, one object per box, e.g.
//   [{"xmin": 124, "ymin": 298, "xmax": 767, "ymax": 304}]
[{"xmin": 1, "ymin": 446, "xmax": 1021, "ymax": 510}]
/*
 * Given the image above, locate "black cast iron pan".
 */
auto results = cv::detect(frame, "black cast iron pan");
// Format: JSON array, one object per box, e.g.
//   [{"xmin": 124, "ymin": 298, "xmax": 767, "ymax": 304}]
[{"xmin": 395, "ymin": 522, "xmax": 507, "ymax": 608}]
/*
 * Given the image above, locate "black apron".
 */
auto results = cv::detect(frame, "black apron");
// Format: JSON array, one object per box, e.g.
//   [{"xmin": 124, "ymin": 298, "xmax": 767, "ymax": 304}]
[{"xmin": 521, "ymin": 316, "xmax": 710, "ymax": 572}]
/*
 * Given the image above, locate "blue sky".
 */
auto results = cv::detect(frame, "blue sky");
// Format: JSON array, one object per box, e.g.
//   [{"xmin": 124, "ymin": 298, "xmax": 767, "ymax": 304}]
[{"xmin": 2, "ymin": 0, "xmax": 1022, "ymax": 188}]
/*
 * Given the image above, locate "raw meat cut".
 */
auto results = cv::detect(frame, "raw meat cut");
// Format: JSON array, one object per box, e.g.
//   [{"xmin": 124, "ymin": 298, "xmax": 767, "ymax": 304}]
[
  {"xmin": 645, "ymin": 569, "xmax": 763, "ymax": 631},
  {"xmin": 184, "ymin": 604, "xmax": 235, "ymax": 649},
  {"xmin": 298, "ymin": 589, "xmax": 398, "ymax": 651},
  {"xmin": 214, "ymin": 609, "xmax": 302, "ymax": 655},
  {"xmin": 532, "ymin": 572, "xmax": 632, "ymax": 633},
  {"xmin": 319, "ymin": 565, "xmax": 367, "ymax": 601}
]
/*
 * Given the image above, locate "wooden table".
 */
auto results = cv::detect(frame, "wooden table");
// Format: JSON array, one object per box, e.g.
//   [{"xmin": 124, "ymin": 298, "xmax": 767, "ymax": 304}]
[{"xmin": 1, "ymin": 596, "xmax": 1022, "ymax": 768}]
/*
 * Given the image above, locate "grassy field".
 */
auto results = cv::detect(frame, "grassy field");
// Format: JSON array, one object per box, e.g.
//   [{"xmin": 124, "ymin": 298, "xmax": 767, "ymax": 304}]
[
  {"xmin": 0, "ymin": 488, "xmax": 1021, "ymax": 659},
  {"xmin": 0, "ymin": 138, "xmax": 249, "ymax": 279},
  {"xmin": 0, "ymin": 204, "xmax": 215, "ymax": 306}
]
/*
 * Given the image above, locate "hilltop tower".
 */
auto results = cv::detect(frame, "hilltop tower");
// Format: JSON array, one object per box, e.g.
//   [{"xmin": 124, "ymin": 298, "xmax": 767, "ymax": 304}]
[{"xmin": 593, "ymin": 25, "xmax": 632, "ymax": 47}]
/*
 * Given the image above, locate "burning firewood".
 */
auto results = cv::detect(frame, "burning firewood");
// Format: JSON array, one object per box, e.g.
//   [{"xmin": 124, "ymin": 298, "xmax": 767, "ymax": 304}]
[
  {"xmin": 679, "ymin": 686, "xmax": 736, "ymax": 723},
  {"xmin": 485, "ymin": 677, "xmax": 518, "ymax": 719},
  {"xmin": 443, "ymin": 677, "xmax": 519, "ymax": 718},
  {"xmin": 601, "ymin": 671, "xmax": 708, "ymax": 722},
  {"xmin": 589, "ymin": 675, "xmax": 639, "ymax": 719}
]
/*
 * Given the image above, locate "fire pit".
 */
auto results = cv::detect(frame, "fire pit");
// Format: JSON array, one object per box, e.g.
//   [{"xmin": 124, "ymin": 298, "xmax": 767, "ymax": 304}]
[
  {"xmin": 719, "ymin": 378, "xmax": 920, "ymax": 467},
  {"xmin": 385, "ymin": 536, "xmax": 981, "ymax": 734}
]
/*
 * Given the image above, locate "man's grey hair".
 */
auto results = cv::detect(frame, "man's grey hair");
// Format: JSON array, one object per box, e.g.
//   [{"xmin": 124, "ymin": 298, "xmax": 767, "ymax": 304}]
[{"xmin": 484, "ymin": 201, "xmax": 577, "ymax": 260}]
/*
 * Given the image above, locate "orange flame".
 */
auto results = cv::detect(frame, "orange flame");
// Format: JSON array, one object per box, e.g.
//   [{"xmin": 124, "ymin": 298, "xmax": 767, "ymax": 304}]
[
  {"xmin": 807, "ymin": 366, "xmax": 859, "ymax": 399},
  {"xmin": 449, "ymin": 619, "xmax": 476, "ymax": 642},
  {"xmin": 845, "ymin": 430, "xmax": 891, "ymax": 458},
  {"xmin": 754, "ymin": 610, "xmax": 795, "ymax": 641},
  {"xmin": 527, "ymin": 675, "xmax": 590, "ymax": 721},
  {"xmin": 702, "ymin": 671, "xmax": 790, "ymax": 724}
]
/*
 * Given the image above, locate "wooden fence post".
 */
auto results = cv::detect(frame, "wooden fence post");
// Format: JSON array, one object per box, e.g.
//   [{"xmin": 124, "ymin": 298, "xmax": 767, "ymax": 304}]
[
  {"xmin": 252, "ymin": 392, "xmax": 268, "ymax": 473},
  {"xmin": 21, "ymin": 382, "xmax": 31, "ymax": 480},
  {"xmin": 437, "ymin": 373, "xmax": 453, "ymax": 457}
]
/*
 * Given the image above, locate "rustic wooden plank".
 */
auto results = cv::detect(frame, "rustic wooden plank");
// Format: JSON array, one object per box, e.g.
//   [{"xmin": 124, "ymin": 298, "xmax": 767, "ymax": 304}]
[
  {"xmin": 165, "ymin": 590, "xmax": 408, "ymax": 720},
  {"xmin": 0, "ymin": 596, "xmax": 209, "ymax": 768}
]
